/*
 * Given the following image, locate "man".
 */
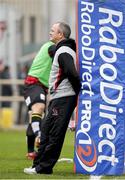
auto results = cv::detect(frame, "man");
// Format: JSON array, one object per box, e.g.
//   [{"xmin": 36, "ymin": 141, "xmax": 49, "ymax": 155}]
[
  {"xmin": 23, "ymin": 41, "xmax": 56, "ymax": 160},
  {"xmin": 24, "ymin": 22, "xmax": 81, "ymax": 174},
  {"xmin": 0, "ymin": 62, "xmax": 12, "ymax": 107}
]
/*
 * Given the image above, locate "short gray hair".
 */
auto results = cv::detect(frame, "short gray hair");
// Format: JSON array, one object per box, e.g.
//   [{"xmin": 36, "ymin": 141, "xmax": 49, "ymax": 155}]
[{"xmin": 57, "ymin": 22, "xmax": 71, "ymax": 39}]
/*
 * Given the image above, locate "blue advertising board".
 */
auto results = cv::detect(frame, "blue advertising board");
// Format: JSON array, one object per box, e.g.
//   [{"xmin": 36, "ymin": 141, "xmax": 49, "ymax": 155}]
[{"xmin": 74, "ymin": 0, "xmax": 125, "ymax": 175}]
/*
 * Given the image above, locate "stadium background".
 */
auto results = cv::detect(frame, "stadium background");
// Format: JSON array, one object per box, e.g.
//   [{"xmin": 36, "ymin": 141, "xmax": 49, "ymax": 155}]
[{"xmin": 0, "ymin": 0, "xmax": 76, "ymax": 128}]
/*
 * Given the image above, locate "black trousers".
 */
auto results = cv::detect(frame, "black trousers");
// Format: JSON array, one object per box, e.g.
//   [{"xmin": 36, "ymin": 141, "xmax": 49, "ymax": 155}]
[{"xmin": 33, "ymin": 95, "xmax": 77, "ymax": 173}]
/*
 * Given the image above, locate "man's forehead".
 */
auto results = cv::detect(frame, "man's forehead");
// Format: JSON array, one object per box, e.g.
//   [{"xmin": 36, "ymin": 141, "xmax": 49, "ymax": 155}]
[{"xmin": 52, "ymin": 23, "xmax": 59, "ymax": 28}]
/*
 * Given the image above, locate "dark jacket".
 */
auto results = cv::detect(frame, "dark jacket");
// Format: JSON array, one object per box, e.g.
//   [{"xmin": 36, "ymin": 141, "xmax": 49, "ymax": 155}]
[{"xmin": 49, "ymin": 38, "xmax": 81, "ymax": 100}]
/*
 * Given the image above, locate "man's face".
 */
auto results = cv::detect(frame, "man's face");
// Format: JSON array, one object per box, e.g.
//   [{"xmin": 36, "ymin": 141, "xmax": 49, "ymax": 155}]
[
  {"xmin": 0, "ymin": 62, "xmax": 4, "ymax": 72},
  {"xmin": 49, "ymin": 23, "xmax": 63, "ymax": 44}
]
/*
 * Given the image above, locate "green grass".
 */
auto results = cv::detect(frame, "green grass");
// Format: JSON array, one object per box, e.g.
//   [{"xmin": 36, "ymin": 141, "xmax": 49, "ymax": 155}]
[
  {"xmin": 0, "ymin": 129, "xmax": 125, "ymax": 179},
  {"xmin": 0, "ymin": 129, "xmax": 86, "ymax": 179}
]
